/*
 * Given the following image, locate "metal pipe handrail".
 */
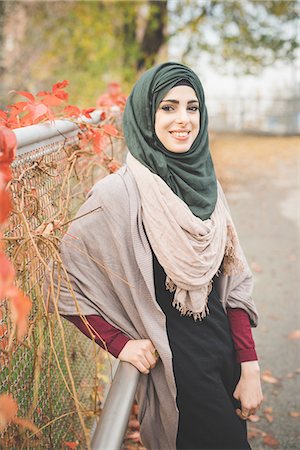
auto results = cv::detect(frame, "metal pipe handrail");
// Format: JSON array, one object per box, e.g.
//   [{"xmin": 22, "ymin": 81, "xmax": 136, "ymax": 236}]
[
  {"xmin": 91, "ymin": 361, "xmax": 140, "ymax": 450},
  {"xmin": 13, "ymin": 110, "xmax": 103, "ymax": 157}
]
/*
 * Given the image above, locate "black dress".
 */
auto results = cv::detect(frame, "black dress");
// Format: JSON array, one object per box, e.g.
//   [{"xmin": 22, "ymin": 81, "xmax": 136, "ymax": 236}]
[{"xmin": 152, "ymin": 251, "xmax": 251, "ymax": 450}]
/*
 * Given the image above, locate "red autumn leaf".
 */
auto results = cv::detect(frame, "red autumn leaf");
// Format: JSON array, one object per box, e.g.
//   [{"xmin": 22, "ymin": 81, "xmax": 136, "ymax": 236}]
[
  {"xmin": 63, "ymin": 105, "xmax": 81, "ymax": 118},
  {"xmin": 91, "ymin": 130, "xmax": 104, "ymax": 155},
  {"xmin": 289, "ymin": 411, "xmax": 300, "ymax": 417},
  {"xmin": 7, "ymin": 287, "xmax": 32, "ymax": 341},
  {"xmin": 36, "ymin": 90, "xmax": 49, "ymax": 97},
  {"xmin": 11, "ymin": 91, "xmax": 35, "ymax": 102},
  {"xmin": 9, "ymin": 102, "xmax": 28, "ymax": 114},
  {"xmin": 108, "ymin": 82, "xmax": 122, "ymax": 97},
  {"xmin": 0, "ymin": 394, "xmax": 18, "ymax": 431},
  {"xmin": 263, "ymin": 434, "xmax": 279, "ymax": 447},
  {"xmin": 52, "ymin": 80, "xmax": 69, "ymax": 91},
  {"xmin": 82, "ymin": 107, "xmax": 96, "ymax": 119},
  {"xmin": 97, "ymin": 93, "xmax": 113, "ymax": 108},
  {"xmin": 107, "ymin": 159, "xmax": 121, "ymax": 173},
  {"xmin": 102, "ymin": 124, "xmax": 119, "ymax": 137},
  {"xmin": 24, "ymin": 103, "xmax": 49, "ymax": 122},
  {"xmin": 63, "ymin": 441, "xmax": 79, "ymax": 448},
  {"xmin": 0, "ymin": 126, "xmax": 17, "ymax": 165},
  {"xmin": 100, "ymin": 111, "xmax": 106, "ymax": 121},
  {"xmin": 261, "ymin": 370, "xmax": 279, "ymax": 384},
  {"xmin": 39, "ymin": 94, "xmax": 63, "ymax": 107},
  {"xmin": 0, "ymin": 253, "xmax": 15, "ymax": 299},
  {"xmin": 287, "ymin": 329, "xmax": 300, "ymax": 340},
  {"xmin": 0, "ymin": 190, "xmax": 12, "ymax": 224},
  {"xmin": 0, "ymin": 165, "xmax": 13, "ymax": 186},
  {"xmin": 53, "ymin": 89, "xmax": 68, "ymax": 101}
]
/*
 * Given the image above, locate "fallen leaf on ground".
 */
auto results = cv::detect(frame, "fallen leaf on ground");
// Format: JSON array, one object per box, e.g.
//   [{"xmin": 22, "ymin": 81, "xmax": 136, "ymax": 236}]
[
  {"xmin": 248, "ymin": 414, "xmax": 260, "ymax": 423},
  {"xmin": 251, "ymin": 261, "xmax": 263, "ymax": 273},
  {"xmin": 265, "ymin": 413, "xmax": 274, "ymax": 423},
  {"xmin": 261, "ymin": 370, "xmax": 279, "ymax": 384},
  {"xmin": 286, "ymin": 372, "xmax": 295, "ymax": 379},
  {"xmin": 263, "ymin": 434, "xmax": 279, "ymax": 447},
  {"xmin": 247, "ymin": 426, "xmax": 265, "ymax": 439},
  {"xmin": 264, "ymin": 406, "xmax": 274, "ymax": 423},
  {"xmin": 287, "ymin": 330, "xmax": 300, "ymax": 340},
  {"xmin": 289, "ymin": 411, "xmax": 300, "ymax": 417}
]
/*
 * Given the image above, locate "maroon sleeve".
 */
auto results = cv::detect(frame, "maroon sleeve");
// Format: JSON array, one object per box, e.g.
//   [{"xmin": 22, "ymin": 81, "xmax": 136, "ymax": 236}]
[
  {"xmin": 63, "ymin": 314, "xmax": 131, "ymax": 358},
  {"xmin": 226, "ymin": 307, "xmax": 258, "ymax": 363}
]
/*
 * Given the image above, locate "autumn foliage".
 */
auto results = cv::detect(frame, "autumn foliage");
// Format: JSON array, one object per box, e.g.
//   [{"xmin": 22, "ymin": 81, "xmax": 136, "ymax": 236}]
[{"xmin": 0, "ymin": 80, "xmax": 126, "ymax": 444}]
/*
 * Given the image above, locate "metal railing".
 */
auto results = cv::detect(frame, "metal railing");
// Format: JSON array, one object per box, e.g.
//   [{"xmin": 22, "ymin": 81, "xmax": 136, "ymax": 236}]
[{"xmin": 91, "ymin": 362, "xmax": 140, "ymax": 450}]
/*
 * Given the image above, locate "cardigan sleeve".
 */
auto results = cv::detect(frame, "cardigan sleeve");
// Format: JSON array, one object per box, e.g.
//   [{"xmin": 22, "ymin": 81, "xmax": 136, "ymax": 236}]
[
  {"xmin": 63, "ymin": 314, "xmax": 131, "ymax": 358},
  {"xmin": 226, "ymin": 307, "xmax": 258, "ymax": 363}
]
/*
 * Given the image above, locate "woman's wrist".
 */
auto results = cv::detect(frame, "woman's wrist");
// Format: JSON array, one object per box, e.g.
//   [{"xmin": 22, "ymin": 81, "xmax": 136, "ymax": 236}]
[{"xmin": 241, "ymin": 360, "xmax": 260, "ymax": 375}]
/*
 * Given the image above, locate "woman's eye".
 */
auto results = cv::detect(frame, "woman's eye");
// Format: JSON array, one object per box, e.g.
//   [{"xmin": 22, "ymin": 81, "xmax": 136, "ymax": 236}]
[
  {"xmin": 188, "ymin": 106, "xmax": 199, "ymax": 112},
  {"xmin": 161, "ymin": 105, "xmax": 174, "ymax": 111}
]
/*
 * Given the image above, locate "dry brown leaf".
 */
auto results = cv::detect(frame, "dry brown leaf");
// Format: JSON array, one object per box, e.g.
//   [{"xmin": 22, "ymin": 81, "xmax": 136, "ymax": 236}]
[
  {"xmin": 287, "ymin": 330, "xmax": 300, "ymax": 340},
  {"xmin": 251, "ymin": 261, "xmax": 263, "ymax": 273},
  {"xmin": 265, "ymin": 413, "xmax": 274, "ymax": 423},
  {"xmin": 128, "ymin": 418, "xmax": 140, "ymax": 430},
  {"xmin": 131, "ymin": 403, "xmax": 139, "ymax": 416},
  {"xmin": 264, "ymin": 406, "xmax": 273, "ymax": 413},
  {"xmin": 0, "ymin": 394, "xmax": 18, "ymax": 432},
  {"xmin": 126, "ymin": 431, "xmax": 142, "ymax": 443},
  {"xmin": 248, "ymin": 414, "xmax": 260, "ymax": 423},
  {"xmin": 247, "ymin": 426, "xmax": 265, "ymax": 439},
  {"xmin": 13, "ymin": 416, "xmax": 40, "ymax": 434},
  {"xmin": 263, "ymin": 434, "xmax": 279, "ymax": 447},
  {"xmin": 261, "ymin": 370, "xmax": 279, "ymax": 384},
  {"xmin": 286, "ymin": 372, "xmax": 295, "ymax": 379},
  {"xmin": 289, "ymin": 411, "xmax": 300, "ymax": 418}
]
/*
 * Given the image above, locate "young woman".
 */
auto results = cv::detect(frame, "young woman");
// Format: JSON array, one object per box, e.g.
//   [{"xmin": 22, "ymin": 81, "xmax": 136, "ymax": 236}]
[{"xmin": 47, "ymin": 62, "xmax": 263, "ymax": 449}]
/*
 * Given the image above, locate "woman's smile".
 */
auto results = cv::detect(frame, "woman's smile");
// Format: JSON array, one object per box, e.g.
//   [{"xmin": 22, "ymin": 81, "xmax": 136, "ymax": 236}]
[{"xmin": 155, "ymin": 85, "xmax": 200, "ymax": 153}]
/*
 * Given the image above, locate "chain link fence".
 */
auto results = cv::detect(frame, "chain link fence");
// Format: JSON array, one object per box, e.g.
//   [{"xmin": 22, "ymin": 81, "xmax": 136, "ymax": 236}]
[{"xmin": 0, "ymin": 114, "xmax": 124, "ymax": 449}]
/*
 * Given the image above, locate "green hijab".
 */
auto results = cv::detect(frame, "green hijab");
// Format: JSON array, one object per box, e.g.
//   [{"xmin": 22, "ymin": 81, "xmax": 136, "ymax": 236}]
[{"xmin": 123, "ymin": 61, "xmax": 217, "ymax": 220}]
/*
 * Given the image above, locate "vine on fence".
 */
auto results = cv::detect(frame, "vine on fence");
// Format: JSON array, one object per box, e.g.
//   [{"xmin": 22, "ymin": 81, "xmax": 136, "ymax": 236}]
[{"xmin": 0, "ymin": 80, "xmax": 126, "ymax": 447}]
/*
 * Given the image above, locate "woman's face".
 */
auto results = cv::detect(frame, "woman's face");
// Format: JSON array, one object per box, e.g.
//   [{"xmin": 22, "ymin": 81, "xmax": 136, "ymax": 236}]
[{"xmin": 155, "ymin": 85, "xmax": 200, "ymax": 153}]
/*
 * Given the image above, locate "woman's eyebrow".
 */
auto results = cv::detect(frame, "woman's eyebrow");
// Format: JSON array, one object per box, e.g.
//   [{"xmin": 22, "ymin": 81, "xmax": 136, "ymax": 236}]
[{"xmin": 161, "ymin": 99, "xmax": 199, "ymax": 104}]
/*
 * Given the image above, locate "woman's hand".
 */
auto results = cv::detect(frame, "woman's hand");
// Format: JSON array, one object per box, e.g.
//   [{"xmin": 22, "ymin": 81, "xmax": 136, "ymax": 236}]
[
  {"xmin": 233, "ymin": 360, "xmax": 263, "ymax": 420},
  {"xmin": 118, "ymin": 339, "xmax": 159, "ymax": 374}
]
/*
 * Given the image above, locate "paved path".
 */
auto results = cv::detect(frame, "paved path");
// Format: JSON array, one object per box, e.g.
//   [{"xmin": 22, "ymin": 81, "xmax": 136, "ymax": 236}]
[{"xmin": 211, "ymin": 133, "xmax": 300, "ymax": 450}]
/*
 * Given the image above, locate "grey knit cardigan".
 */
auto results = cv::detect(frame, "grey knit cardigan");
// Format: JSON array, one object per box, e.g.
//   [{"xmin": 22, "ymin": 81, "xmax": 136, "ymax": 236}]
[{"xmin": 46, "ymin": 165, "xmax": 258, "ymax": 450}]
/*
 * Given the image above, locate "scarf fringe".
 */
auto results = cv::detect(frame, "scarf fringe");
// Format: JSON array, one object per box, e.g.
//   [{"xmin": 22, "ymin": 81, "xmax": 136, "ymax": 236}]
[
  {"xmin": 172, "ymin": 298, "xmax": 210, "ymax": 321},
  {"xmin": 167, "ymin": 279, "xmax": 213, "ymax": 321},
  {"xmin": 222, "ymin": 224, "xmax": 244, "ymax": 275}
]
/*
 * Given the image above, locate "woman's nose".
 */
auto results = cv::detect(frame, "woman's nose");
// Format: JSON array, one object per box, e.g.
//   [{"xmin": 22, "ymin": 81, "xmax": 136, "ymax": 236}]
[{"xmin": 175, "ymin": 108, "xmax": 189, "ymax": 124}]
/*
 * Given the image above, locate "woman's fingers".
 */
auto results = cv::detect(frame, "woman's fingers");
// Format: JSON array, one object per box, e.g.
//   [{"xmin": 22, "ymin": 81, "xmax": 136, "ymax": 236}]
[
  {"xmin": 118, "ymin": 339, "xmax": 159, "ymax": 374},
  {"xmin": 235, "ymin": 408, "xmax": 250, "ymax": 420}
]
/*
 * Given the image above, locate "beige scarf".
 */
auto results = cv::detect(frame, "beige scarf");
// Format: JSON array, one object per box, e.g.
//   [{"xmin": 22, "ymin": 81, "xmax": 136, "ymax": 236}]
[{"xmin": 127, "ymin": 152, "xmax": 244, "ymax": 320}]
